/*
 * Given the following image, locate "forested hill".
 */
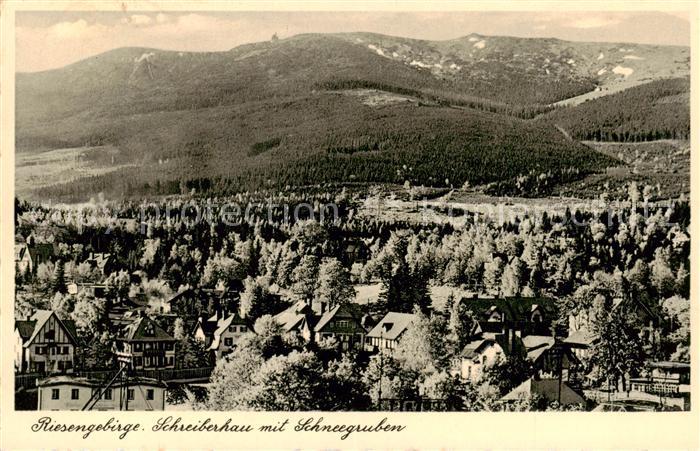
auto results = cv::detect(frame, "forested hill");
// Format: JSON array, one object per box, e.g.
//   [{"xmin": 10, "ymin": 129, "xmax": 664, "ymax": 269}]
[
  {"xmin": 15, "ymin": 32, "xmax": 688, "ymax": 201},
  {"xmin": 542, "ymin": 77, "xmax": 690, "ymax": 142}
]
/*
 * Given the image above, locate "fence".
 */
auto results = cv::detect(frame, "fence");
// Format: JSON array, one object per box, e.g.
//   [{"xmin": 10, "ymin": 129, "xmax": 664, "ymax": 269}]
[{"xmin": 15, "ymin": 367, "xmax": 214, "ymax": 391}]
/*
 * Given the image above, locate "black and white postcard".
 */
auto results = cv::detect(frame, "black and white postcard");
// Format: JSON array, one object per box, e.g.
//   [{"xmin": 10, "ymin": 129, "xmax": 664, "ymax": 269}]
[{"xmin": 1, "ymin": 1, "xmax": 697, "ymax": 449}]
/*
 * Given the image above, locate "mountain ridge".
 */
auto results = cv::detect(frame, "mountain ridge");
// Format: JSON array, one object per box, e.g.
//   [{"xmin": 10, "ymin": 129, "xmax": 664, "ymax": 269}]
[{"xmin": 15, "ymin": 31, "xmax": 689, "ymax": 201}]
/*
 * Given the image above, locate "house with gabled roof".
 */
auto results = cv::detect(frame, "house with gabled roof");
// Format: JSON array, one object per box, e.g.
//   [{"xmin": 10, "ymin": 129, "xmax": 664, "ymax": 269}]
[
  {"xmin": 453, "ymin": 332, "xmax": 521, "ymax": 382},
  {"xmin": 313, "ymin": 303, "xmax": 368, "ymax": 351},
  {"xmin": 15, "ymin": 243, "xmax": 33, "ymax": 275},
  {"xmin": 15, "ymin": 310, "xmax": 78, "ymax": 374},
  {"xmin": 458, "ymin": 296, "xmax": 560, "ymax": 337},
  {"xmin": 365, "ymin": 312, "xmax": 417, "ymax": 351},
  {"xmin": 521, "ymin": 335, "xmax": 580, "ymax": 379},
  {"xmin": 115, "ymin": 316, "xmax": 176, "ymax": 370},
  {"xmin": 208, "ymin": 313, "xmax": 250, "ymax": 359},
  {"xmin": 273, "ymin": 300, "xmax": 318, "ymax": 342}
]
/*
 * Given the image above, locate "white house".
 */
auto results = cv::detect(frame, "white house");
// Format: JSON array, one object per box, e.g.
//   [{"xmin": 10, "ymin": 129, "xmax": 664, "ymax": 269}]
[
  {"xmin": 208, "ymin": 313, "xmax": 249, "ymax": 359},
  {"xmin": 454, "ymin": 335, "xmax": 507, "ymax": 382}
]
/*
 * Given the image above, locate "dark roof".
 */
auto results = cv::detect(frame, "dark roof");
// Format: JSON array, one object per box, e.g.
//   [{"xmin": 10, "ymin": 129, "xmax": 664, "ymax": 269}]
[
  {"xmin": 458, "ymin": 296, "xmax": 558, "ymax": 323},
  {"xmin": 366, "ymin": 312, "xmax": 417, "ymax": 340},
  {"xmin": 15, "ymin": 320, "xmax": 36, "ymax": 340},
  {"xmin": 62, "ymin": 319, "xmax": 79, "ymax": 343},
  {"xmin": 119, "ymin": 316, "xmax": 176, "ymax": 342}
]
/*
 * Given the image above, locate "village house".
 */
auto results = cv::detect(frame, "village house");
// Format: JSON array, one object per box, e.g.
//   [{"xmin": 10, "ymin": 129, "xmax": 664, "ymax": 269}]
[
  {"xmin": 14, "ymin": 310, "xmax": 78, "ymax": 374},
  {"xmin": 37, "ymin": 376, "xmax": 166, "ymax": 411},
  {"xmin": 273, "ymin": 300, "xmax": 318, "ymax": 342},
  {"xmin": 365, "ymin": 312, "xmax": 417, "ymax": 351},
  {"xmin": 455, "ymin": 333, "xmax": 509, "ymax": 382},
  {"xmin": 208, "ymin": 312, "xmax": 249, "ymax": 359},
  {"xmin": 451, "ymin": 297, "xmax": 574, "ymax": 383},
  {"xmin": 114, "ymin": 316, "xmax": 176, "ymax": 370},
  {"xmin": 460, "ymin": 296, "xmax": 560, "ymax": 337},
  {"xmin": 313, "ymin": 303, "xmax": 368, "ymax": 351},
  {"xmin": 192, "ymin": 316, "xmax": 218, "ymax": 347},
  {"xmin": 157, "ymin": 285, "xmax": 241, "ymax": 318},
  {"xmin": 14, "ymin": 239, "xmax": 56, "ymax": 275},
  {"xmin": 522, "ymin": 335, "xmax": 580, "ymax": 379},
  {"xmin": 15, "ymin": 242, "xmax": 33, "ymax": 275}
]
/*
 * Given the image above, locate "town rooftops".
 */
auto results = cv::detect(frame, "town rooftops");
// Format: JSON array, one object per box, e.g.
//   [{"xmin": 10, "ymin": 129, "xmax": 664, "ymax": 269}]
[
  {"xmin": 458, "ymin": 296, "xmax": 558, "ymax": 323},
  {"xmin": 37, "ymin": 375, "xmax": 167, "ymax": 389},
  {"xmin": 366, "ymin": 312, "xmax": 417, "ymax": 341},
  {"xmin": 16, "ymin": 310, "xmax": 78, "ymax": 346},
  {"xmin": 118, "ymin": 316, "xmax": 176, "ymax": 342}
]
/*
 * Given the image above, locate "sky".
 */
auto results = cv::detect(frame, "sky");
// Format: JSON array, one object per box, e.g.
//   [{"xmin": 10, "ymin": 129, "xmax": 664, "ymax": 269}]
[{"xmin": 15, "ymin": 11, "xmax": 691, "ymax": 72}]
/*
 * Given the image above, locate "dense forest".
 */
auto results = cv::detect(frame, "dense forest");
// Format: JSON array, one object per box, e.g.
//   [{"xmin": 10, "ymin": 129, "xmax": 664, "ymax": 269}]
[
  {"xmin": 543, "ymin": 78, "xmax": 690, "ymax": 142},
  {"xmin": 28, "ymin": 100, "xmax": 617, "ymax": 202}
]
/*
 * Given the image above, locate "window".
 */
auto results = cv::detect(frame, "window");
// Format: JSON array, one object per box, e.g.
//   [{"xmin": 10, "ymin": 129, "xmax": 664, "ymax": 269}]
[
  {"xmin": 103, "ymin": 389, "xmax": 112, "ymax": 400},
  {"xmin": 50, "ymin": 347, "xmax": 57, "ymax": 355},
  {"xmin": 134, "ymin": 343, "xmax": 142, "ymax": 351},
  {"xmin": 165, "ymin": 343, "xmax": 174, "ymax": 351},
  {"xmin": 134, "ymin": 357, "xmax": 143, "ymax": 367},
  {"xmin": 45, "ymin": 330, "xmax": 55, "ymax": 341},
  {"xmin": 146, "ymin": 389, "xmax": 154, "ymax": 400},
  {"xmin": 239, "ymin": 326, "xmax": 247, "ymax": 332},
  {"xmin": 71, "ymin": 389, "xmax": 79, "ymax": 400},
  {"xmin": 64, "ymin": 346, "xmax": 70, "ymax": 355},
  {"xmin": 228, "ymin": 326, "xmax": 234, "ymax": 332},
  {"xmin": 127, "ymin": 389, "xmax": 135, "ymax": 401},
  {"xmin": 51, "ymin": 389, "xmax": 60, "ymax": 400},
  {"xmin": 36, "ymin": 346, "xmax": 44, "ymax": 355},
  {"xmin": 482, "ymin": 356, "xmax": 488, "ymax": 366},
  {"xmin": 224, "ymin": 338, "xmax": 233, "ymax": 346},
  {"xmin": 145, "ymin": 343, "xmax": 152, "ymax": 350},
  {"xmin": 167, "ymin": 356, "xmax": 174, "ymax": 366}
]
